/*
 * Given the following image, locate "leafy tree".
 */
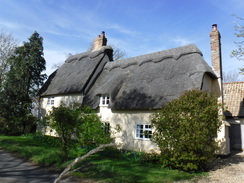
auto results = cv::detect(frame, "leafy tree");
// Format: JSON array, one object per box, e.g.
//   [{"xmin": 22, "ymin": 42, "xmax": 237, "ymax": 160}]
[
  {"xmin": 48, "ymin": 103, "xmax": 81, "ymax": 159},
  {"xmin": 47, "ymin": 103, "xmax": 112, "ymax": 159},
  {"xmin": 0, "ymin": 30, "xmax": 18, "ymax": 89},
  {"xmin": 151, "ymin": 90, "xmax": 221, "ymax": 172},
  {"xmin": 77, "ymin": 106, "xmax": 112, "ymax": 147},
  {"xmin": 0, "ymin": 32, "xmax": 46, "ymax": 134},
  {"xmin": 232, "ymin": 15, "xmax": 244, "ymax": 73}
]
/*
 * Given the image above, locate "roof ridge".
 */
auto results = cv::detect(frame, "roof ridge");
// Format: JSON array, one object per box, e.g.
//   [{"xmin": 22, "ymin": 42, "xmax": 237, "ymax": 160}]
[
  {"xmin": 105, "ymin": 44, "xmax": 202, "ymax": 71},
  {"xmin": 224, "ymin": 81, "xmax": 244, "ymax": 84}
]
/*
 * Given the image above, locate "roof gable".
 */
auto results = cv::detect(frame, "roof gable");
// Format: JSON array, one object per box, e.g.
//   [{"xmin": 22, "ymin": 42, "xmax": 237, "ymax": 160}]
[{"xmin": 39, "ymin": 46, "xmax": 113, "ymax": 96}]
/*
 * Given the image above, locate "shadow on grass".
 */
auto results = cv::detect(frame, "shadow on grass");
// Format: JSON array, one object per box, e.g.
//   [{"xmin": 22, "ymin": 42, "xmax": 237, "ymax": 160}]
[
  {"xmin": 74, "ymin": 150, "xmax": 197, "ymax": 183},
  {"xmin": 0, "ymin": 136, "xmax": 200, "ymax": 183}
]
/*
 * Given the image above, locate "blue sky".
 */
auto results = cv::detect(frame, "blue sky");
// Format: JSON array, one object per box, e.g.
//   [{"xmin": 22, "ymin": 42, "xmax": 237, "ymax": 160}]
[{"xmin": 0, "ymin": 0, "xmax": 243, "ymax": 77}]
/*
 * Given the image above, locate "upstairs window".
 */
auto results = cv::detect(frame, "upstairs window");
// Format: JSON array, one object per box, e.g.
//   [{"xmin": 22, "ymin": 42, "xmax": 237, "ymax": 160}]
[
  {"xmin": 136, "ymin": 124, "xmax": 152, "ymax": 140},
  {"xmin": 100, "ymin": 95, "xmax": 110, "ymax": 106},
  {"xmin": 47, "ymin": 97, "xmax": 55, "ymax": 106}
]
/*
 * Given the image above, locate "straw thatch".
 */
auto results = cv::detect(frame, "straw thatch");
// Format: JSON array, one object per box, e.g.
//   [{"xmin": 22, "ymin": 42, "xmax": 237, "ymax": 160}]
[{"xmin": 40, "ymin": 44, "xmax": 216, "ymax": 110}]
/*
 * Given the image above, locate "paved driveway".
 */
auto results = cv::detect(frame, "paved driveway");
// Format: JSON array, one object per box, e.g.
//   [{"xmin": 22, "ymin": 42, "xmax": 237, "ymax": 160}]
[
  {"xmin": 0, "ymin": 149, "xmax": 81, "ymax": 183},
  {"xmin": 0, "ymin": 149, "xmax": 59, "ymax": 183}
]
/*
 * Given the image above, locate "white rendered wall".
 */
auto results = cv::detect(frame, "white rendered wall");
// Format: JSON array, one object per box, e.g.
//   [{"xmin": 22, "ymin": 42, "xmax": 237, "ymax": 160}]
[
  {"xmin": 98, "ymin": 106, "xmax": 160, "ymax": 153},
  {"xmin": 38, "ymin": 93, "xmax": 83, "ymax": 135}
]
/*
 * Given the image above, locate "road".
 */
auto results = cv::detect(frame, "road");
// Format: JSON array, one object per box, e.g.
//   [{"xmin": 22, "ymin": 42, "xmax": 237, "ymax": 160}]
[{"xmin": 0, "ymin": 149, "xmax": 60, "ymax": 183}]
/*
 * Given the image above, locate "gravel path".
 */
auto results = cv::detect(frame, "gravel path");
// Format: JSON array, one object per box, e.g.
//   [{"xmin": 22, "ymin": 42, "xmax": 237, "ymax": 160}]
[{"xmin": 177, "ymin": 151, "xmax": 244, "ymax": 183}]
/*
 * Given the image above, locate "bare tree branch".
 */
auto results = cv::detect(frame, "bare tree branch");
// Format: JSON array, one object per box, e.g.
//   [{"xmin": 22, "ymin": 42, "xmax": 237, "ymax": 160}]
[
  {"xmin": 231, "ymin": 14, "xmax": 244, "ymax": 73},
  {"xmin": 223, "ymin": 71, "xmax": 244, "ymax": 83},
  {"xmin": 54, "ymin": 143, "xmax": 116, "ymax": 183},
  {"xmin": 0, "ymin": 29, "xmax": 18, "ymax": 87}
]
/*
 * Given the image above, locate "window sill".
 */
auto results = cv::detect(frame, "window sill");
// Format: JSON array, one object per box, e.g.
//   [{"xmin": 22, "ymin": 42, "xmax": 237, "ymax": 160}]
[{"xmin": 134, "ymin": 138, "xmax": 151, "ymax": 141}]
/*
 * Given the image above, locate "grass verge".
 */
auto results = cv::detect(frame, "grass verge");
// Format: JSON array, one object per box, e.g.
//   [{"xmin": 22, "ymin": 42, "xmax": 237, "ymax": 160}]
[{"xmin": 0, "ymin": 135, "xmax": 206, "ymax": 182}]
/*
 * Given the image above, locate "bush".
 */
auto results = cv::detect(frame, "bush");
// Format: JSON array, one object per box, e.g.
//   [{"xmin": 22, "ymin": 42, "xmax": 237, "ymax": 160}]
[
  {"xmin": 47, "ymin": 103, "xmax": 112, "ymax": 159},
  {"xmin": 48, "ymin": 102, "xmax": 80, "ymax": 159},
  {"xmin": 77, "ymin": 106, "xmax": 112, "ymax": 147},
  {"xmin": 151, "ymin": 90, "xmax": 221, "ymax": 172}
]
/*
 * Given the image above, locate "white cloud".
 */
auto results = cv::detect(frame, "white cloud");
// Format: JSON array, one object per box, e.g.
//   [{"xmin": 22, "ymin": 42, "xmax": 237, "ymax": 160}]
[
  {"xmin": 107, "ymin": 24, "xmax": 140, "ymax": 36},
  {"xmin": 44, "ymin": 50, "xmax": 67, "ymax": 75},
  {"xmin": 171, "ymin": 37, "xmax": 194, "ymax": 46}
]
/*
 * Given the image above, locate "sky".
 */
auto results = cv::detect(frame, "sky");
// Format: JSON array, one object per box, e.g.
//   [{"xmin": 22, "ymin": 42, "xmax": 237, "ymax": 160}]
[{"xmin": 0, "ymin": 0, "xmax": 243, "ymax": 79}]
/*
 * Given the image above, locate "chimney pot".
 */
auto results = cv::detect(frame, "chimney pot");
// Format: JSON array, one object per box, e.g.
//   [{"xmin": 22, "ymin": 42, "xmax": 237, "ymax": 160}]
[
  {"xmin": 212, "ymin": 24, "xmax": 218, "ymax": 31},
  {"xmin": 92, "ymin": 31, "xmax": 107, "ymax": 52}
]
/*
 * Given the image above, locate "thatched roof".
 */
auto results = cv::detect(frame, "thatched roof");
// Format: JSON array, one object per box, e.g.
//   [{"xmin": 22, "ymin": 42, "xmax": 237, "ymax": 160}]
[
  {"xmin": 39, "ymin": 46, "xmax": 113, "ymax": 96},
  {"xmin": 83, "ymin": 44, "xmax": 217, "ymax": 109},
  {"xmin": 40, "ymin": 44, "xmax": 216, "ymax": 110}
]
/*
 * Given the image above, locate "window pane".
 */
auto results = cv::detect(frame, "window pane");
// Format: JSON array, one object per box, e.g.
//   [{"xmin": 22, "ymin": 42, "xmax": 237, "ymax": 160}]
[{"xmin": 136, "ymin": 124, "xmax": 152, "ymax": 139}]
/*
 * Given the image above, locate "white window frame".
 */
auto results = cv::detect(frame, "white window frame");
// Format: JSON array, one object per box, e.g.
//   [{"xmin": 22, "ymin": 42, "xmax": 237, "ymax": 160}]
[
  {"xmin": 135, "ymin": 124, "xmax": 152, "ymax": 140},
  {"xmin": 100, "ymin": 95, "xmax": 110, "ymax": 106},
  {"xmin": 47, "ymin": 97, "xmax": 55, "ymax": 106}
]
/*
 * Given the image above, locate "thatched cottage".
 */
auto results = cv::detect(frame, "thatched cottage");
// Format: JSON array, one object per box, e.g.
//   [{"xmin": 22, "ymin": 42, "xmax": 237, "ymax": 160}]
[{"xmin": 39, "ymin": 25, "xmax": 230, "ymax": 155}]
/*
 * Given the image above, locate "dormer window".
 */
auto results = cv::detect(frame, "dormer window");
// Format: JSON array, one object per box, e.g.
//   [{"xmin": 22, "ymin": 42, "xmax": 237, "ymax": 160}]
[
  {"xmin": 47, "ymin": 97, "xmax": 55, "ymax": 106},
  {"xmin": 100, "ymin": 95, "xmax": 110, "ymax": 106}
]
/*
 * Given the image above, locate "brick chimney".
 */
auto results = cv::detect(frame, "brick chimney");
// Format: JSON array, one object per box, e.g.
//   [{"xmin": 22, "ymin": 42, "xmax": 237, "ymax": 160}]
[
  {"xmin": 210, "ymin": 25, "xmax": 230, "ymax": 156},
  {"xmin": 92, "ymin": 31, "xmax": 107, "ymax": 52},
  {"xmin": 210, "ymin": 24, "xmax": 222, "ymax": 78}
]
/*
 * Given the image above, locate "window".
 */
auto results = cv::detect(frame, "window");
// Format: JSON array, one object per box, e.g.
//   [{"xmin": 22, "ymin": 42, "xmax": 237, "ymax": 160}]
[
  {"xmin": 100, "ymin": 95, "xmax": 110, "ymax": 106},
  {"xmin": 103, "ymin": 122, "xmax": 110, "ymax": 134},
  {"xmin": 47, "ymin": 97, "xmax": 55, "ymax": 105},
  {"xmin": 136, "ymin": 124, "xmax": 152, "ymax": 140}
]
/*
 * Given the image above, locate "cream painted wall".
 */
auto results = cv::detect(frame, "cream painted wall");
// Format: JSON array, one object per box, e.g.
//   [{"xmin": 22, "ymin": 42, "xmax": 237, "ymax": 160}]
[
  {"xmin": 40, "ymin": 93, "xmax": 83, "ymax": 117},
  {"xmin": 202, "ymin": 74, "xmax": 230, "ymax": 155},
  {"xmin": 98, "ymin": 106, "xmax": 160, "ymax": 153},
  {"xmin": 201, "ymin": 74, "xmax": 213, "ymax": 92},
  {"xmin": 216, "ymin": 122, "xmax": 230, "ymax": 155},
  {"xmin": 38, "ymin": 93, "xmax": 83, "ymax": 135}
]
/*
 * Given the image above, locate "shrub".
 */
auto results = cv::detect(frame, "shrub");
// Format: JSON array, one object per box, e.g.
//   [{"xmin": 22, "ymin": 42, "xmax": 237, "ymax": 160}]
[
  {"xmin": 48, "ymin": 102, "xmax": 81, "ymax": 159},
  {"xmin": 47, "ymin": 103, "xmax": 112, "ymax": 159},
  {"xmin": 151, "ymin": 90, "xmax": 221, "ymax": 172},
  {"xmin": 77, "ymin": 106, "xmax": 112, "ymax": 148}
]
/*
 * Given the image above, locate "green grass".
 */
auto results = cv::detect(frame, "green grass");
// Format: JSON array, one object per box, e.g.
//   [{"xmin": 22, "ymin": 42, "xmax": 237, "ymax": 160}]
[{"xmin": 0, "ymin": 135, "xmax": 206, "ymax": 182}]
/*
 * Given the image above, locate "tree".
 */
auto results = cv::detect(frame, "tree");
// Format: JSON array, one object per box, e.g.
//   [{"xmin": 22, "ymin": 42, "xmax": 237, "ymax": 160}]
[
  {"xmin": 151, "ymin": 90, "xmax": 221, "ymax": 172},
  {"xmin": 0, "ymin": 32, "xmax": 46, "ymax": 134},
  {"xmin": 47, "ymin": 103, "xmax": 112, "ymax": 159},
  {"xmin": 87, "ymin": 43, "xmax": 127, "ymax": 61},
  {"xmin": 48, "ymin": 103, "xmax": 81, "ymax": 159},
  {"xmin": 223, "ymin": 71, "xmax": 244, "ymax": 83},
  {"xmin": 111, "ymin": 44, "xmax": 127, "ymax": 60},
  {"xmin": 0, "ymin": 30, "xmax": 18, "ymax": 89},
  {"xmin": 232, "ymin": 15, "xmax": 244, "ymax": 73}
]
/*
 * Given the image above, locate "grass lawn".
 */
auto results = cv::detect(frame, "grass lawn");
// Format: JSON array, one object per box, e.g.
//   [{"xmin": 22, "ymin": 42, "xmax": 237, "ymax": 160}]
[{"xmin": 0, "ymin": 135, "xmax": 205, "ymax": 183}]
